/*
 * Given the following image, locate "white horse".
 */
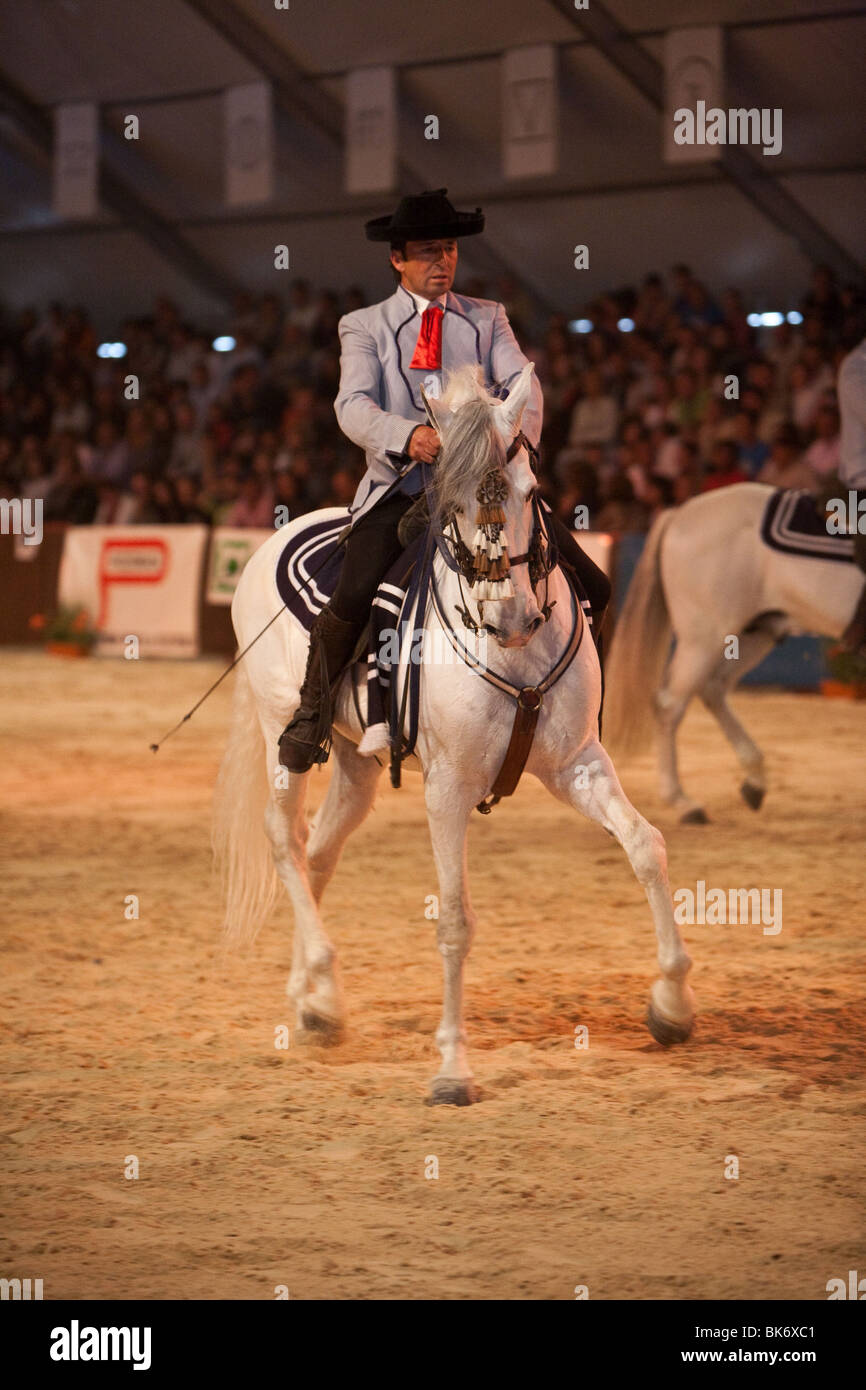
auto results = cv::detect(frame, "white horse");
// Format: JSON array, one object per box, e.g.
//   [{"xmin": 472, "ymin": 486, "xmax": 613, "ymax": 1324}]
[
  {"xmin": 213, "ymin": 364, "xmax": 695, "ymax": 1105},
  {"xmin": 605, "ymin": 482, "xmax": 863, "ymax": 824}
]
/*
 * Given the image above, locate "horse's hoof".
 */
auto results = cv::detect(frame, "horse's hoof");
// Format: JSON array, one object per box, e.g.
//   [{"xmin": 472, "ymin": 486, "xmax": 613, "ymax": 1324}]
[
  {"xmin": 426, "ymin": 1077, "xmax": 479, "ymax": 1107},
  {"xmin": 680, "ymin": 806, "xmax": 710, "ymax": 825},
  {"xmin": 646, "ymin": 1003, "xmax": 694, "ymax": 1046},
  {"xmin": 295, "ymin": 1011, "xmax": 345, "ymax": 1046},
  {"xmin": 740, "ymin": 780, "xmax": 765, "ymax": 811}
]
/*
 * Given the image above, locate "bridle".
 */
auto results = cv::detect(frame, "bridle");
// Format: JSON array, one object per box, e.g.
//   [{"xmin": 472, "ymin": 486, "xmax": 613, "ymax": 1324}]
[
  {"xmin": 395, "ymin": 425, "xmax": 584, "ymax": 814},
  {"xmin": 430, "ymin": 430, "xmax": 559, "ymax": 633}
]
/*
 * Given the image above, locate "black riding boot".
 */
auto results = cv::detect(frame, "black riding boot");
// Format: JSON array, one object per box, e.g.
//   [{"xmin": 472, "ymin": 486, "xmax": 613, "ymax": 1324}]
[
  {"xmin": 547, "ymin": 512, "xmax": 611, "ymax": 650},
  {"xmin": 278, "ymin": 607, "xmax": 361, "ymax": 772}
]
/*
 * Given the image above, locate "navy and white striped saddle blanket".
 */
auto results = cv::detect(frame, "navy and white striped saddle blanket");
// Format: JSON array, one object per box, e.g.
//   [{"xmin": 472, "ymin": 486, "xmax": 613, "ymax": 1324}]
[
  {"xmin": 760, "ymin": 488, "xmax": 854, "ymax": 565},
  {"xmin": 274, "ymin": 510, "xmax": 422, "ymax": 741}
]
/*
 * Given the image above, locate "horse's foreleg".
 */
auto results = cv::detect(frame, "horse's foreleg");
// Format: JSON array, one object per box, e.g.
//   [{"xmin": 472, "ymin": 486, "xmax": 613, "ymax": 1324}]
[
  {"xmin": 549, "ymin": 742, "xmax": 696, "ymax": 1044},
  {"xmin": 424, "ymin": 768, "xmax": 480, "ymax": 1106},
  {"xmin": 264, "ymin": 773, "xmax": 345, "ymax": 1043},
  {"xmin": 655, "ymin": 640, "xmax": 720, "ymax": 824},
  {"xmin": 306, "ymin": 731, "xmax": 383, "ymax": 904},
  {"xmin": 700, "ymin": 632, "xmax": 775, "ymax": 811}
]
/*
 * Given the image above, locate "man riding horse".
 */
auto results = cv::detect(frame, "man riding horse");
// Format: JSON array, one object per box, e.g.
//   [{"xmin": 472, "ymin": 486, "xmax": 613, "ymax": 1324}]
[{"xmin": 278, "ymin": 188, "xmax": 611, "ymax": 772}]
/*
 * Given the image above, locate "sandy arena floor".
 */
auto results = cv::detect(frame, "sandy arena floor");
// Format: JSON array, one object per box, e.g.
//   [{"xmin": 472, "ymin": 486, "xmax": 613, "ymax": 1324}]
[{"xmin": 1, "ymin": 648, "xmax": 864, "ymax": 1300}]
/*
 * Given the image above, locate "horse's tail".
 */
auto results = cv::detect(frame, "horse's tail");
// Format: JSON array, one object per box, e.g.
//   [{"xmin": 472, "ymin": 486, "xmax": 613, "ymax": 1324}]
[
  {"xmin": 604, "ymin": 508, "xmax": 677, "ymax": 759},
  {"xmin": 212, "ymin": 663, "xmax": 278, "ymax": 947}
]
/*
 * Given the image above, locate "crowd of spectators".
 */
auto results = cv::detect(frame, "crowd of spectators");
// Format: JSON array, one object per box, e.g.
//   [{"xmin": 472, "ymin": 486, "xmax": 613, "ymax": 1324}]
[{"xmin": 1, "ymin": 262, "xmax": 863, "ymax": 536}]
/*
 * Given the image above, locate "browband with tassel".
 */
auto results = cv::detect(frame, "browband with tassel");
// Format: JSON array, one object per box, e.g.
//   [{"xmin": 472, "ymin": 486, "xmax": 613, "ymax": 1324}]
[{"xmin": 472, "ymin": 469, "xmax": 515, "ymax": 601}]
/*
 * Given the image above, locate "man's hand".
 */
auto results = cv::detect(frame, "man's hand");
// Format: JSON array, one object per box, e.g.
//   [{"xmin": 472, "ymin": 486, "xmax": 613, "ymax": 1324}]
[{"xmin": 406, "ymin": 425, "xmax": 441, "ymax": 464}]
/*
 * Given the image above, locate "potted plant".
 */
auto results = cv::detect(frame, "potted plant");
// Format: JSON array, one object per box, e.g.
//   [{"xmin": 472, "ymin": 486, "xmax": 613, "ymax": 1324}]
[
  {"xmin": 29, "ymin": 605, "xmax": 97, "ymax": 657},
  {"xmin": 821, "ymin": 641, "xmax": 866, "ymax": 699}
]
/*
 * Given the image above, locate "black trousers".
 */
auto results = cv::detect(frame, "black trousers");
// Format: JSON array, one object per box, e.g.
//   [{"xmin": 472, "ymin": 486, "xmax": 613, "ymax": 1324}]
[{"xmin": 329, "ymin": 492, "xmax": 612, "ymax": 626}]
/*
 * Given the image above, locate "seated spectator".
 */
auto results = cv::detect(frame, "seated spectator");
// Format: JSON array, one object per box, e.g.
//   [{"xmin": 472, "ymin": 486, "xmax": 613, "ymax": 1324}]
[
  {"xmin": 633, "ymin": 274, "xmax": 671, "ymax": 339},
  {"xmin": 696, "ymin": 397, "xmax": 732, "ymax": 460},
  {"xmin": 16, "ymin": 438, "xmax": 52, "ymax": 501},
  {"xmin": 287, "ymin": 279, "xmax": 319, "ymax": 333},
  {"xmin": 50, "ymin": 383, "xmax": 91, "ymax": 438},
  {"xmin": 151, "ymin": 477, "xmax": 182, "ymax": 523},
  {"xmin": 670, "ymin": 368, "xmax": 708, "ymax": 430},
  {"xmin": 329, "ymin": 468, "xmax": 361, "ymax": 508},
  {"xmin": 269, "ymin": 321, "xmax": 311, "ymax": 389},
  {"xmin": 702, "ymin": 439, "xmax": 750, "ymax": 491},
  {"xmin": 120, "ymin": 469, "xmax": 159, "ymax": 524},
  {"xmin": 175, "ymin": 475, "xmax": 210, "ymax": 524},
  {"xmin": 273, "ymin": 469, "xmax": 302, "ymax": 523},
  {"xmin": 225, "ymin": 475, "xmax": 275, "ymax": 529},
  {"xmin": 124, "ymin": 406, "xmax": 158, "ymax": 475},
  {"xmin": 553, "ymin": 460, "xmax": 601, "ymax": 530},
  {"xmin": 731, "ymin": 409, "xmax": 770, "ymax": 477},
  {"xmin": 645, "ymin": 474, "xmax": 675, "ymax": 521},
  {"xmin": 44, "ymin": 447, "xmax": 98, "ymax": 523},
  {"xmin": 765, "ymin": 320, "xmax": 801, "ymax": 381},
  {"xmin": 801, "ymin": 402, "xmax": 840, "ymax": 479},
  {"xmin": 790, "ymin": 349, "xmax": 834, "ymax": 433},
  {"xmin": 673, "ymin": 471, "xmax": 701, "ymax": 506},
  {"xmin": 681, "ymin": 280, "xmax": 723, "ymax": 330},
  {"xmin": 801, "ymin": 264, "xmax": 843, "ymax": 337},
  {"xmin": 640, "ymin": 373, "xmax": 675, "ymax": 431},
  {"xmin": 596, "ymin": 474, "xmax": 648, "ymax": 532},
  {"xmin": 721, "ymin": 287, "xmax": 753, "ymax": 353},
  {"xmin": 189, "ymin": 360, "xmax": 218, "ymax": 428},
  {"xmin": 756, "ymin": 425, "xmax": 817, "ymax": 491},
  {"xmin": 166, "ymin": 401, "xmax": 205, "ymax": 478},
  {"xmin": 653, "ymin": 426, "xmax": 689, "ymax": 481},
  {"xmin": 88, "ymin": 419, "xmax": 131, "ymax": 487},
  {"xmin": 93, "ymin": 479, "xmax": 139, "ymax": 526},
  {"xmin": 567, "ymin": 369, "xmax": 619, "ymax": 450}
]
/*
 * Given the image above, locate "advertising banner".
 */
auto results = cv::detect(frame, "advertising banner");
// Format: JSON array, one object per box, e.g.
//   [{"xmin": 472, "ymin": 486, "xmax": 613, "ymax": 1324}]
[{"xmin": 58, "ymin": 526, "xmax": 208, "ymax": 657}]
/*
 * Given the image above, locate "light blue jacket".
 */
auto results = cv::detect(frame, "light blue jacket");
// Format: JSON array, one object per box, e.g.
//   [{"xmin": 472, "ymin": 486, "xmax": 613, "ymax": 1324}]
[{"xmin": 334, "ymin": 284, "xmax": 543, "ymax": 521}]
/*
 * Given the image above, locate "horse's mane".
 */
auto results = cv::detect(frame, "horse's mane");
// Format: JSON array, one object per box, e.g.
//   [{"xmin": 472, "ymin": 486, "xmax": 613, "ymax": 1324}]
[{"xmin": 433, "ymin": 365, "xmax": 507, "ymax": 518}]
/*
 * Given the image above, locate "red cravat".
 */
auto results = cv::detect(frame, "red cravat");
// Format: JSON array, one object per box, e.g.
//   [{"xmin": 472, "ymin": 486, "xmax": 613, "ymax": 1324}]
[{"xmin": 409, "ymin": 304, "xmax": 443, "ymax": 370}]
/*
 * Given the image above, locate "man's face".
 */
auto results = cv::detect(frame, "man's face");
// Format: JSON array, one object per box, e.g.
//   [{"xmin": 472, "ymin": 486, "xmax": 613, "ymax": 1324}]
[{"xmin": 391, "ymin": 239, "xmax": 458, "ymax": 299}]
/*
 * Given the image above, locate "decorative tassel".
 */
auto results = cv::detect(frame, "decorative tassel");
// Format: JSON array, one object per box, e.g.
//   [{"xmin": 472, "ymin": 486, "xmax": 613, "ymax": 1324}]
[{"xmin": 470, "ymin": 467, "xmax": 515, "ymax": 601}]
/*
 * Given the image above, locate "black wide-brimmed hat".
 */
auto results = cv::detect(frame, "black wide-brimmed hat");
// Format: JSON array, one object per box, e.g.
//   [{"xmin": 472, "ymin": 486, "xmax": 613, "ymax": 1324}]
[{"xmin": 365, "ymin": 188, "xmax": 484, "ymax": 243}]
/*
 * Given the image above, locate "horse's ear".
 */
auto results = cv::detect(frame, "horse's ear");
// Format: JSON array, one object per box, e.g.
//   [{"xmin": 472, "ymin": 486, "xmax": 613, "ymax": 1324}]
[
  {"xmin": 495, "ymin": 362, "xmax": 535, "ymax": 438},
  {"xmin": 420, "ymin": 384, "xmax": 450, "ymax": 433}
]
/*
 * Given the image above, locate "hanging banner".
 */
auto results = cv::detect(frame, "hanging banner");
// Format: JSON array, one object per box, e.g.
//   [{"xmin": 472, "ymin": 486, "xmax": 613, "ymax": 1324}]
[
  {"xmin": 53, "ymin": 103, "xmax": 98, "ymax": 220},
  {"xmin": 345, "ymin": 66, "xmax": 396, "ymax": 194},
  {"xmin": 663, "ymin": 27, "xmax": 724, "ymax": 164},
  {"xmin": 502, "ymin": 45, "xmax": 558, "ymax": 180},
  {"xmin": 206, "ymin": 528, "xmax": 271, "ymax": 606},
  {"xmin": 225, "ymin": 82, "xmax": 274, "ymax": 207},
  {"xmin": 58, "ymin": 526, "xmax": 208, "ymax": 657}
]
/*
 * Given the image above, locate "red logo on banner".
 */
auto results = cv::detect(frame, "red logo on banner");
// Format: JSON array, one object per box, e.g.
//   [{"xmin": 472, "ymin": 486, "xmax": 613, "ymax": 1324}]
[{"xmin": 97, "ymin": 538, "xmax": 169, "ymax": 628}]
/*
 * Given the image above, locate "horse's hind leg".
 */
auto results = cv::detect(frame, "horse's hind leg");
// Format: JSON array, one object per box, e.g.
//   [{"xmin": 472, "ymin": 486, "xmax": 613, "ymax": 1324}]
[
  {"xmin": 306, "ymin": 730, "xmax": 383, "ymax": 904},
  {"xmin": 548, "ymin": 743, "xmax": 695, "ymax": 1044},
  {"xmin": 423, "ymin": 768, "xmax": 480, "ymax": 1106},
  {"xmin": 264, "ymin": 769, "xmax": 346, "ymax": 1043},
  {"xmin": 699, "ymin": 631, "xmax": 775, "ymax": 811},
  {"xmin": 655, "ymin": 639, "xmax": 720, "ymax": 824}
]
